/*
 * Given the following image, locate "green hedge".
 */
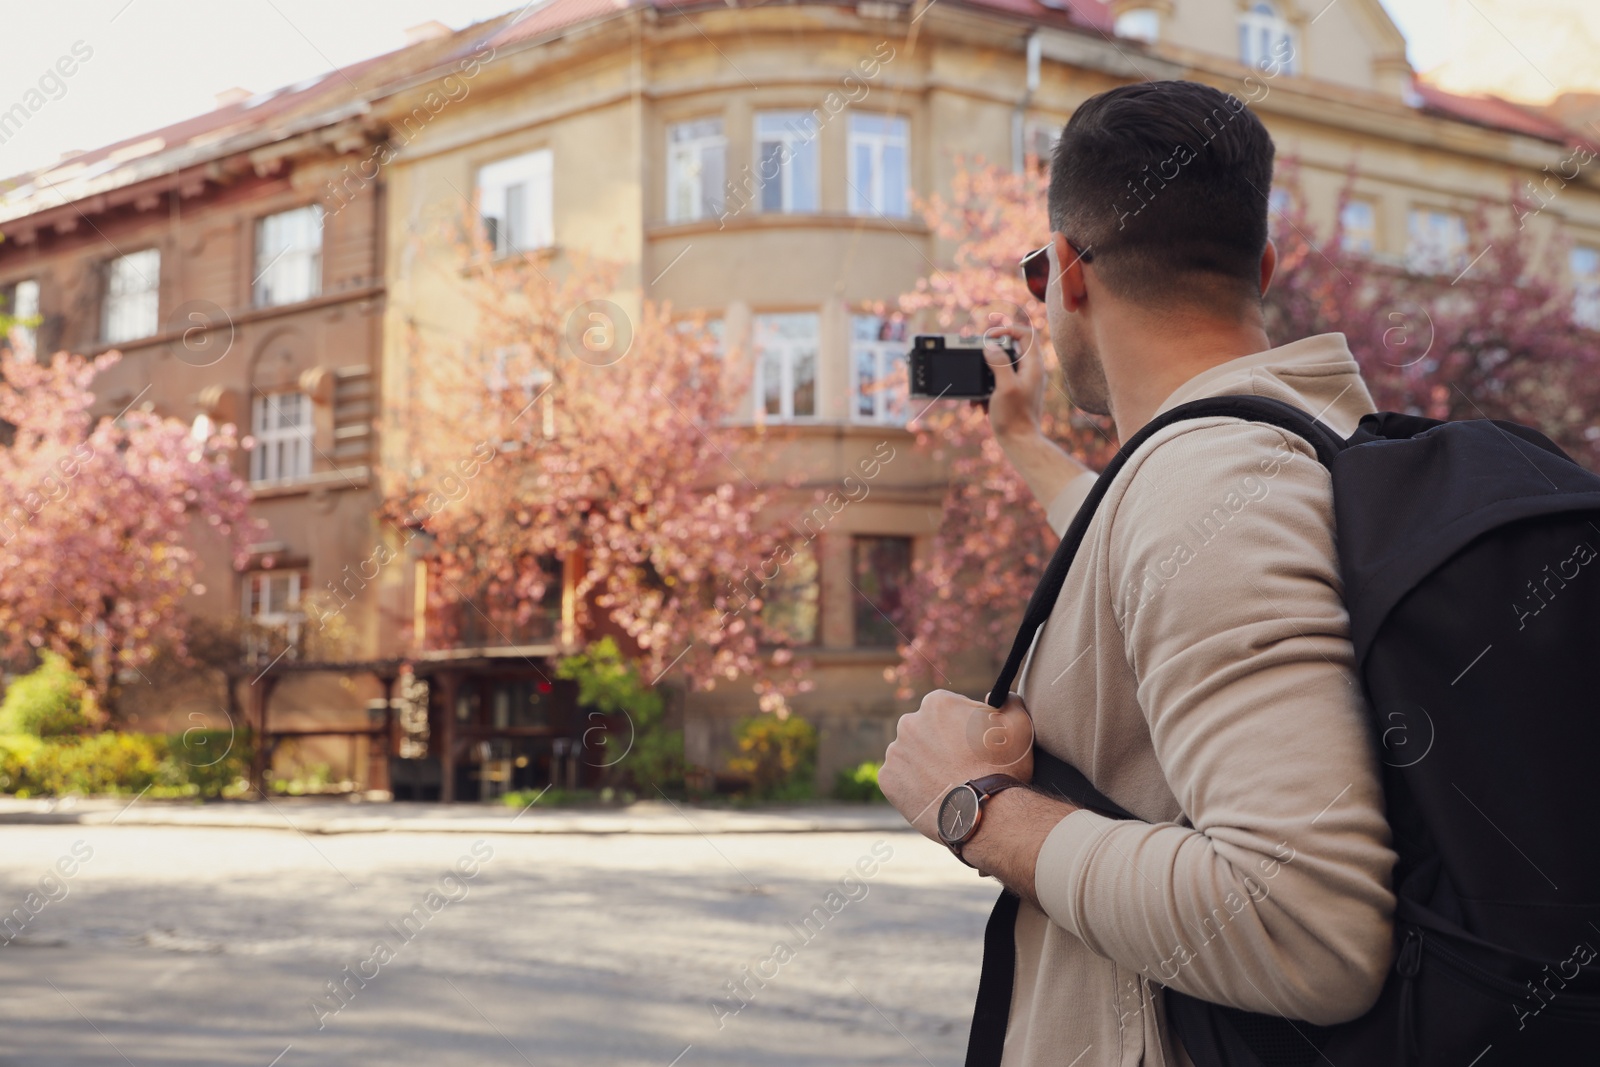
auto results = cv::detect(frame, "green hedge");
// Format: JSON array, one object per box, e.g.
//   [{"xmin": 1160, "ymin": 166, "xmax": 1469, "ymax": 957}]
[
  {"xmin": 0, "ymin": 652, "xmax": 94, "ymax": 737},
  {"xmin": 729, "ymin": 714, "xmax": 818, "ymax": 800},
  {"xmin": 832, "ymin": 760, "xmax": 886, "ymax": 802},
  {"xmin": 0, "ymin": 729, "xmax": 251, "ymax": 798}
]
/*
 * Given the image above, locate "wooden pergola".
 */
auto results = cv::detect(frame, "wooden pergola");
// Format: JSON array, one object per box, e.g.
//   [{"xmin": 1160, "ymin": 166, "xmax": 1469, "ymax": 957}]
[{"xmin": 246, "ymin": 646, "xmax": 583, "ymax": 801}]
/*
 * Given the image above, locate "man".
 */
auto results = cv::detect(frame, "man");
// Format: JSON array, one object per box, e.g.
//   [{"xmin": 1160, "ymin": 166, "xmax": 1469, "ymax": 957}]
[{"xmin": 878, "ymin": 80, "xmax": 1397, "ymax": 1066}]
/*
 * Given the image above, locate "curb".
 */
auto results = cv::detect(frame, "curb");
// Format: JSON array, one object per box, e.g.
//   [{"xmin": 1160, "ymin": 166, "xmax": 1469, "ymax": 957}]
[{"xmin": 0, "ymin": 800, "xmax": 912, "ymax": 836}]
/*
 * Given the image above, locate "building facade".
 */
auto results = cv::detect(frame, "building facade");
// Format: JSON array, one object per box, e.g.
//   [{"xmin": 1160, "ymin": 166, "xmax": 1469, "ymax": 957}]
[{"xmin": 3, "ymin": 0, "xmax": 1597, "ymax": 795}]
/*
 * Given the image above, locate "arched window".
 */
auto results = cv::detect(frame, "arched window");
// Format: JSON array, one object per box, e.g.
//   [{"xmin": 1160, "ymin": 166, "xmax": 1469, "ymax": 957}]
[{"xmin": 1238, "ymin": 2, "xmax": 1297, "ymax": 74}]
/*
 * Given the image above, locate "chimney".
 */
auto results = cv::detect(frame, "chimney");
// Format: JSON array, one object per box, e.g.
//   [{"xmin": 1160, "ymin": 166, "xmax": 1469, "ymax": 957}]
[
  {"xmin": 403, "ymin": 20, "xmax": 453, "ymax": 45},
  {"xmin": 215, "ymin": 87, "xmax": 253, "ymax": 109}
]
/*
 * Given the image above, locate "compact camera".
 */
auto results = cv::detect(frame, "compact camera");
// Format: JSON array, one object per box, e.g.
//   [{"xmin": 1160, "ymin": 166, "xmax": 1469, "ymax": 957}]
[{"xmin": 908, "ymin": 334, "xmax": 1019, "ymax": 400}]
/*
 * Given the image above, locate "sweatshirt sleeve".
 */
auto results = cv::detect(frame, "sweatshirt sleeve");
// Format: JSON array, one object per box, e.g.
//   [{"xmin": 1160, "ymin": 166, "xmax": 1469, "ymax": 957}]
[{"xmin": 1030, "ymin": 421, "xmax": 1397, "ymax": 1025}]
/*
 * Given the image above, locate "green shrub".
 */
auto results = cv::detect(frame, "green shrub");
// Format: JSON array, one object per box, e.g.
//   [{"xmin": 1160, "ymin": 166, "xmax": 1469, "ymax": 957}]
[
  {"xmin": 0, "ymin": 653, "xmax": 93, "ymax": 738},
  {"xmin": 0, "ymin": 728, "xmax": 251, "ymax": 798},
  {"xmin": 0, "ymin": 734, "xmax": 42, "ymax": 793},
  {"xmin": 832, "ymin": 760, "xmax": 886, "ymax": 802},
  {"xmin": 729, "ymin": 714, "xmax": 818, "ymax": 800},
  {"xmin": 501, "ymin": 786, "xmax": 637, "ymax": 808},
  {"xmin": 557, "ymin": 638, "xmax": 685, "ymax": 792},
  {"xmin": 23, "ymin": 732, "xmax": 164, "ymax": 795},
  {"xmin": 160, "ymin": 728, "xmax": 252, "ymax": 798}
]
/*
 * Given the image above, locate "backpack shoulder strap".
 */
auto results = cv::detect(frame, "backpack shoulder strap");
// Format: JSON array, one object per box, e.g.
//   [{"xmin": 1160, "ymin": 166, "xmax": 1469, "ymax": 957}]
[{"xmin": 985, "ymin": 394, "xmax": 1342, "ymax": 713}]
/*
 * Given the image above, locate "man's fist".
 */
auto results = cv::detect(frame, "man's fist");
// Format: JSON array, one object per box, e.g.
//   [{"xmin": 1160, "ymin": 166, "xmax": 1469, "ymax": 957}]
[{"xmin": 879, "ymin": 691, "xmax": 1034, "ymax": 841}]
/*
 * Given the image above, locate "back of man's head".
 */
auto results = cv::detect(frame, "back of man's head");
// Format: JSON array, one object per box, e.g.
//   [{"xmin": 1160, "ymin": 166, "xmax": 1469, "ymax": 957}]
[{"xmin": 1048, "ymin": 80, "xmax": 1276, "ymax": 314}]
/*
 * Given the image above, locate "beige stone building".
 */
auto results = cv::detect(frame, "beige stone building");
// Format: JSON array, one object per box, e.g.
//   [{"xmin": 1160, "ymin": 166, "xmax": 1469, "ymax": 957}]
[{"xmin": 3, "ymin": 0, "xmax": 1596, "ymax": 796}]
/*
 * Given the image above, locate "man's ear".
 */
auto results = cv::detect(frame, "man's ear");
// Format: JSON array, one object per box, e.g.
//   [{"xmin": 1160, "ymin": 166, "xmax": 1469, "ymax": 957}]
[
  {"xmin": 1259, "ymin": 239, "xmax": 1278, "ymax": 298},
  {"xmin": 1052, "ymin": 231, "xmax": 1089, "ymax": 314}
]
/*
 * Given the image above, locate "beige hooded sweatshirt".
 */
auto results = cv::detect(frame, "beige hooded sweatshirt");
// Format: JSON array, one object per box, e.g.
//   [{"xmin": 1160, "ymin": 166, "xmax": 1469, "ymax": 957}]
[{"xmin": 999, "ymin": 333, "xmax": 1398, "ymax": 1067}]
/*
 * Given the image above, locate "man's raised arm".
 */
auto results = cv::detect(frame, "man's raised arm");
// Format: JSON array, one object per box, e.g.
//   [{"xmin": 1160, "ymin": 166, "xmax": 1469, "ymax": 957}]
[{"xmin": 984, "ymin": 334, "xmax": 1095, "ymax": 535}]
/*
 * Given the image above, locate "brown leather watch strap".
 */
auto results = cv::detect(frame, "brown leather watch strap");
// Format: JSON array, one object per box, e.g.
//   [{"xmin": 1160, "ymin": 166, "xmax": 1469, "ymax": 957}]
[
  {"xmin": 950, "ymin": 774, "xmax": 1026, "ymax": 866},
  {"xmin": 968, "ymin": 773, "xmax": 1024, "ymax": 800}
]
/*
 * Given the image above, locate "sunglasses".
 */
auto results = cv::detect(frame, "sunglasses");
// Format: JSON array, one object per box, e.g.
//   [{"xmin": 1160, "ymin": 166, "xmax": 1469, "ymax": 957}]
[{"xmin": 1020, "ymin": 241, "xmax": 1094, "ymax": 302}]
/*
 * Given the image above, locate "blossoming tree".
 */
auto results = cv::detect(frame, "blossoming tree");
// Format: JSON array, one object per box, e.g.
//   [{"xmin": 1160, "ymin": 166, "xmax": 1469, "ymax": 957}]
[
  {"xmin": 0, "ymin": 338, "xmax": 255, "ymax": 712},
  {"xmin": 384, "ymin": 228, "xmax": 809, "ymax": 704}
]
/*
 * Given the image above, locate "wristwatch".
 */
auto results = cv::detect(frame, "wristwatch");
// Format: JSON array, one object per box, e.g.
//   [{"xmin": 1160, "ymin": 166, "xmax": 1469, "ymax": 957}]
[{"xmin": 937, "ymin": 773, "xmax": 1024, "ymax": 867}]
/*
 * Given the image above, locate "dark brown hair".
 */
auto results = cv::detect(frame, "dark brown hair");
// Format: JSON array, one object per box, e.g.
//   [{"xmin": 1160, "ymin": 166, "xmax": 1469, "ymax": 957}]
[{"xmin": 1048, "ymin": 80, "xmax": 1276, "ymax": 309}]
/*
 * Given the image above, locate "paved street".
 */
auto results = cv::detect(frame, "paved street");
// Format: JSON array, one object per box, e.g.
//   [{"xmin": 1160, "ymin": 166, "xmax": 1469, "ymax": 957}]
[{"xmin": 0, "ymin": 814, "xmax": 994, "ymax": 1066}]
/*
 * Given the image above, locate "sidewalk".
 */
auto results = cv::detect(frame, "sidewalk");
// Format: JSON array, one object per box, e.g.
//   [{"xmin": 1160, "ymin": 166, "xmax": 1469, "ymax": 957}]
[{"xmin": 0, "ymin": 794, "xmax": 910, "ymax": 835}]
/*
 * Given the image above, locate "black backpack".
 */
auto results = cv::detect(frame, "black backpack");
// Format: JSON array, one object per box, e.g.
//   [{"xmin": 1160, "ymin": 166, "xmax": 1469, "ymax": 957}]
[{"xmin": 965, "ymin": 395, "xmax": 1600, "ymax": 1067}]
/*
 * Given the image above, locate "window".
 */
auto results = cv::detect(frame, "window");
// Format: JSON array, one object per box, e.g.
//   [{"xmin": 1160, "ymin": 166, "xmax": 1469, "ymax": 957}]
[
  {"xmin": 4, "ymin": 279, "xmax": 39, "ymax": 350},
  {"xmin": 478, "ymin": 149, "xmax": 554, "ymax": 255},
  {"xmin": 852, "ymin": 315, "xmax": 909, "ymax": 424},
  {"xmin": 752, "ymin": 312, "xmax": 818, "ymax": 421},
  {"xmin": 432, "ymin": 554, "xmax": 562, "ymax": 650},
  {"xmin": 1265, "ymin": 187, "xmax": 1292, "ymax": 238},
  {"xmin": 1239, "ymin": 2, "xmax": 1296, "ymax": 74},
  {"xmin": 755, "ymin": 112, "xmax": 820, "ymax": 214},
  {"xmin": 1114, "ymin": 7, "xmax": 1161, "ymax": 43},
  {"xmin": 674, "ymin": 316, "xmax": 725, "ymax": 392},
  {"xmin": 667, "ymin": 118, "xmax": 726, "ymax": 222},
  {"xmin": 761, "ymin": 542, "xmax": 819, "ymax": 645},
  {"xmin": 254, "ymin": 205, "xmax": 323, "ymax": 307},
  {"xmin": 1573, "ymin": 246, "xmax": 1600, "ymax": 329},
  {"xmin": 244, "ymin": 570, "xmax": 304, "ymax": 658},
  {"xmin": 1024, "ymin": 118, "xmax": 1060, "ymax": 173},
  {"xmin": 102, "ymin": 249, "xmax": 160, "ymax": 343},
  {"xmin": 848, "ymin": 114, "xmax": 909, "ymax": 218},
  {"xmin": 486, "ymin": 346, "xmax": 554, "ymax": 440},
  {"xmin": 1340, "ymin": 198, "xmax": 1378, "ymax": 255},
  {"xmin": 1406, "ymin": 208, "xmax": 1469, "ymax": 274},
  {"xmin": 250, "ymin": 391, "xmax": 314, "ymax": 483},
  {"xmin": 853, "ymin": 536, "xmax": 911, "ymax": 647}
]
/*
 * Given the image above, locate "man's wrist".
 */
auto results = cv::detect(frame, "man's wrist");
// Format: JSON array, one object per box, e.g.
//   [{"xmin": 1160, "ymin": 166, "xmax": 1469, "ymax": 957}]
[
  {"xmin": 994, "ymin": 423, "xmax": 1047, "ymax": 448},
  {"xmin": 957, "ymin": 786, "xmax": 1079, "ymax": 898}
]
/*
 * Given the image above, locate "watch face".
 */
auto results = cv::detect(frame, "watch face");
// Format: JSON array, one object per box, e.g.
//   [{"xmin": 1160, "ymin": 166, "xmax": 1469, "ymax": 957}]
[{"xmin": 938, "ymin": 785, "xmax": 981, "ymax": 844}]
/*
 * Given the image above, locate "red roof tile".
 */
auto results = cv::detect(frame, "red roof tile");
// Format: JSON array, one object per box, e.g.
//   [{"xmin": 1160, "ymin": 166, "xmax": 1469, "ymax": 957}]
[{"xmin": 1413, "ymin": 81, "xmax": 1570, "ymax": 144}]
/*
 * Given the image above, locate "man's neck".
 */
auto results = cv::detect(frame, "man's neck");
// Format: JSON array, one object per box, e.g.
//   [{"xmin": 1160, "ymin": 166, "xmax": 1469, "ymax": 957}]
[{"xmin": 1097, "ymin": 306, "xmax": 1274, "ymax": 440}]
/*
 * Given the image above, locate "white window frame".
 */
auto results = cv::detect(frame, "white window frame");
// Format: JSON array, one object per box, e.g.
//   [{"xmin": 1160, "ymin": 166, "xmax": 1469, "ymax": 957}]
[
  {"xmin": 250, "ymin": 391, "xmax": 314, "ymax": 483},
  {"xmin": 851, "ymin": 314, "xmax": 909, "ymax": 425},
  {"xmin": 102, "ymin": 249, "xmax": 160, "ymax": 343},
  {"xmin": 254, "ymin": 205, "xmax": 324, "ymax": 308},
  {"xmin": 478, "ymin": 149, "xmax": 554, "ymax": 255},
  {"xmin": 755, "ymin": 112, "xmax": 820, "ymax": 214},
  {"xmin": 6, "ymin": 278, "xmax": 39, "ymax": 350},
  {"xmin": 667, "ymin": 118, "xmax": 726, "ymax": 223},
  {"xmin": 243, "ymin": 570, "xmax": 304, "ymax": 656},
  {"xmin": 1340, "ymin": 198, "xmax": 1378, "ymax": 255},
  {"xmin": 1572, "ymin": 246, "xmax": 1600, "ymax": 329},
  {"xmin": 848, "ymin": 113, "xmax": 910, "ymax": 218},
  {"xmin": 752, "ymin": 312, "xmax": 819, "ymax": 422},
  {"xmin": 1239, "ymin": 2, "xmax": 1297, "ymax": 74},
  {"xmin": 1406, "ymin": 207, "xmax": 1469, "ymax": 275}
]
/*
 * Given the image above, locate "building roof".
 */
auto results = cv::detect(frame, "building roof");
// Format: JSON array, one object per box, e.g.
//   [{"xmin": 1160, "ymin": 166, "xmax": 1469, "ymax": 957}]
[
  {"xmin": 1413, "ymin": 81, "xmax": 1572, "ymax": 145},
  {"xmin": 0, "ymin": 19, "xmax": 497, "ymax": 227},
  {"xmin": 0, "ymin": 0, "xmax": 1582, "ymax": 230}
]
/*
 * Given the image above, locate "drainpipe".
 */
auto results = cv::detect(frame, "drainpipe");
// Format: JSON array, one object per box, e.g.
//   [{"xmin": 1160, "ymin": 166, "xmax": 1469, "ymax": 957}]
[{"xmin": 1012, "ymin": 30, "xmax": 1041, "ymax": 173}]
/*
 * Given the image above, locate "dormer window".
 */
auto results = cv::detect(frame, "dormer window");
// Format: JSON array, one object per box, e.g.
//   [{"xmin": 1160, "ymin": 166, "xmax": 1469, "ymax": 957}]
[
  {"xmin": 1239, "ymin": 2, "xmax": 1297, "ymax": 74},
  {"xmin": 1114, "ymin": 7, "xmax": 1161, "ymax": 44}
]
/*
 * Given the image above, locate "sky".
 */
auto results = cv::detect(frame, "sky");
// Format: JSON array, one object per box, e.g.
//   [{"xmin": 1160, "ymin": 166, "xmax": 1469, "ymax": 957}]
[{"xmin": 0, "ymin": 0, "xmax": 1569, "ymax": 182}]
